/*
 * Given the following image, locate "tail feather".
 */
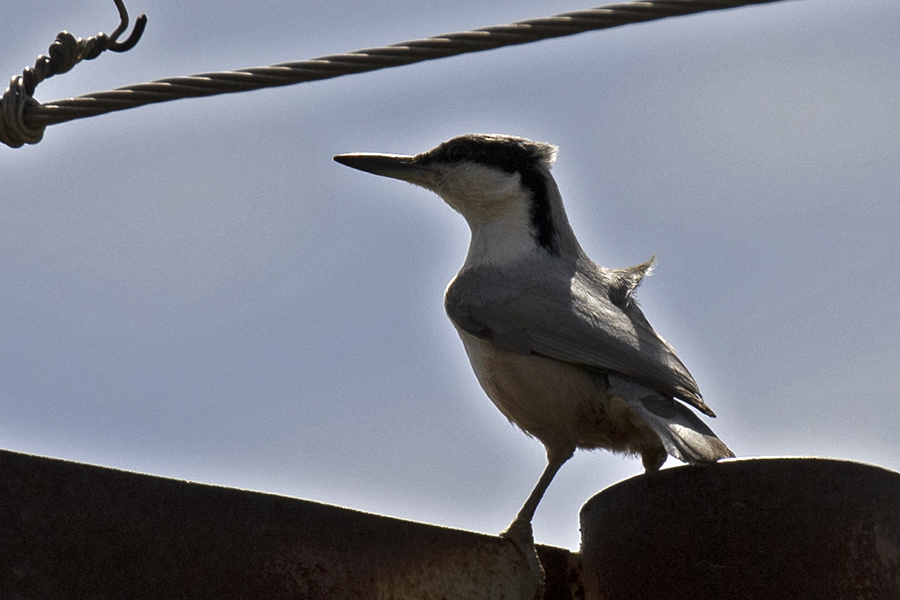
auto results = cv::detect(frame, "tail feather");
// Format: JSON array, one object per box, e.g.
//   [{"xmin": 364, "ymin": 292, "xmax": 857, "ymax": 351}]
[{"xmin": 609, "ymin": 376, "xmax": 734, "ymax": 464}]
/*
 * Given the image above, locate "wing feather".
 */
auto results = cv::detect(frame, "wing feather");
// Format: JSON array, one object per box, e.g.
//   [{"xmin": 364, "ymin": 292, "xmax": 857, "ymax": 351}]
[{"xmin": 445, "ymin": 261, "xmax": 715, "ymax": 417}]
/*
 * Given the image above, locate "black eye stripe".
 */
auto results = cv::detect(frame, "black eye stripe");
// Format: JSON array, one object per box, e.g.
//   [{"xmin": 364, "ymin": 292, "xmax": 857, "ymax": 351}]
[
  {"xmin": 425, "ymin": 137, "xmax": 538, "ymax": 173},
  {"xmin": 447, "ymin": 143, "xmax": 473, "ymax": 162}
]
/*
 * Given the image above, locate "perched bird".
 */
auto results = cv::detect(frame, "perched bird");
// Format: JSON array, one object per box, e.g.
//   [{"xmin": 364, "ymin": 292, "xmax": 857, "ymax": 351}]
[{"xmin": 334, "ymin": 134, "xmax": 733, "ymax": 542}]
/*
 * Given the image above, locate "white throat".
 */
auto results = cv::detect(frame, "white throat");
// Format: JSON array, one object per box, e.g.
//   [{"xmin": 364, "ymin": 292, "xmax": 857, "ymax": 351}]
[{"xmin": 461, "ymin": 209, "xmax": 540, "ymax": 269}]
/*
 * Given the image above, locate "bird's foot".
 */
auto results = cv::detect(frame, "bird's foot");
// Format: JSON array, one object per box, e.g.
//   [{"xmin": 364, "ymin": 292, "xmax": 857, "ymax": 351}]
[{"xmin": 500, "ymin": 519, "xmax": 544, "ymax": 600}]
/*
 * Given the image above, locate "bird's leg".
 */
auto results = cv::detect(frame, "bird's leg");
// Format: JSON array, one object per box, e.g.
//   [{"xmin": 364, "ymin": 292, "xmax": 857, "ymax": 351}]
[
  {"xmin": 503, "ymin": 447, "xmax": 574, "ymax": 538},
  {"xmin": 500, "ymin": 448, "xmax": 573, "ymax": 600}
]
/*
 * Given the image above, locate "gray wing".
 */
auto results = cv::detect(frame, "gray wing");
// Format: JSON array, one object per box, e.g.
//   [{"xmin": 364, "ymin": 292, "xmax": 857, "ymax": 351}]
[{"xmin": 445, "ymin": 261, "xmax": 715, "ymax": 417}]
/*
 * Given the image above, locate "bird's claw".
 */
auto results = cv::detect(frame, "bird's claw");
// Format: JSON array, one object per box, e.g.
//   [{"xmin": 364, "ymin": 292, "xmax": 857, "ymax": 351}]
[{"xmin": 501, "ymin": 519, "xmax": 544, "ymax": 600}]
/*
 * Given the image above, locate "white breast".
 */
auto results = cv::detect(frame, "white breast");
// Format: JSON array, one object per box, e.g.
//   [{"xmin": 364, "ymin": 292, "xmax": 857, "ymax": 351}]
[{"xmin": 452, "ymin": 326, "xmax": 662, "ymax": 457}]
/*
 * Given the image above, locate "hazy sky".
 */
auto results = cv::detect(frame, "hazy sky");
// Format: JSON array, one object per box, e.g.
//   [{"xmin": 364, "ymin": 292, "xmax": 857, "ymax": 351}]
[{"xmin": 2, "ymin": 0, "xmax": 898, "ymax": 550}]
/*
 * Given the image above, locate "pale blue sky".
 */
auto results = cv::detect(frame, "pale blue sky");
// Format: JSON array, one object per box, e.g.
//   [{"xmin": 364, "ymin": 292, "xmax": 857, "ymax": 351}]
[{"xmin": 2, "ymin": 0, "xmax": 898, "ymax": 549}]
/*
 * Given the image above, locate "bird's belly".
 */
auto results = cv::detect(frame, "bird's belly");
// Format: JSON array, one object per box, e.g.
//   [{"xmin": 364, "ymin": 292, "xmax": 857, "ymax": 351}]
[{"xmin": 454, "ymin": 328, "xmax": 661, "ymax": 456}]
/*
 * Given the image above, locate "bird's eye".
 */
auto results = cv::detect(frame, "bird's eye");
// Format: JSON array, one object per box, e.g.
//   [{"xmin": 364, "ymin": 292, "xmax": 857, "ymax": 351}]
[{"xmin": 447, "ymin": 143, "xmax": 472, "ymax": 162}]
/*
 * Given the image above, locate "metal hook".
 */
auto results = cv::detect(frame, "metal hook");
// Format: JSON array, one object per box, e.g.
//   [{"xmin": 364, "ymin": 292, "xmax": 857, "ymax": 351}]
[{"xmin": 107, "ymin": 0, "xmax": 147, "ymax": 53}]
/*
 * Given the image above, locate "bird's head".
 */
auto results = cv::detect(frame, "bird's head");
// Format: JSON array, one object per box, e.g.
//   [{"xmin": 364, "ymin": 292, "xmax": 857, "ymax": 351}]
[{"xmin": 335, "ymin": 133, "xmax": 578, "ymax": 264}]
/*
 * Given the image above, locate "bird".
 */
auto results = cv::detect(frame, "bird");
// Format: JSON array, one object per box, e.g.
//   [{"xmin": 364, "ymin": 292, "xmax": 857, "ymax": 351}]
[{"xmin": 333, "ymin": 133, "xmax": 733, "ymax": 544}]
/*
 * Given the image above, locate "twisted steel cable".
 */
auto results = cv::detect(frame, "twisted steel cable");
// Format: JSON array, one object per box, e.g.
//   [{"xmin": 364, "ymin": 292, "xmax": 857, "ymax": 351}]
[{"xmin": 2, "ymin": 0, "xmax": 787, "ymax": 148}]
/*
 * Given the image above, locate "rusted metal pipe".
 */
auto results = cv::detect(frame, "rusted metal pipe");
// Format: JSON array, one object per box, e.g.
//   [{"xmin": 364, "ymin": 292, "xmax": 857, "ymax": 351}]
[
  {"xmin": 581, "ymin": 457, "xmax": 900, "ymax": 600},
  {"xmin": 0, "ymin": 449, "xmax": 579, "ymax": 599}
]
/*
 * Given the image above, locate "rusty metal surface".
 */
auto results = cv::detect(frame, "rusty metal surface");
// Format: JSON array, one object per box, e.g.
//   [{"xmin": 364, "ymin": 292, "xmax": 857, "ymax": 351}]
[
  {"xmin": 580, "ymin": 457, "xmax": 900, "ymax": 600},
  {"xmin": 0, "ymin": 449, "xmax": 579, "ymax": 599},
  {"xmin": 537, "ymin": 544, "xmax": 584, "ymax": 600}
]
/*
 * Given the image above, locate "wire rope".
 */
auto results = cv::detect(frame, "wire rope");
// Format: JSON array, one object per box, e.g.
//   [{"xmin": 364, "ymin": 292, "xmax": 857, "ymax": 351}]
[{"xmin": 1, "ymin": 0, "xmax": 788, "ymax": 148}]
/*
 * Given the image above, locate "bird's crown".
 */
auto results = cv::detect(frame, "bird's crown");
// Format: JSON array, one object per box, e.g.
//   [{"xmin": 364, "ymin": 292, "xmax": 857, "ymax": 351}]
[{"xmin": 418, "ymin": 134, "xmax": 558, "ymax": 173}]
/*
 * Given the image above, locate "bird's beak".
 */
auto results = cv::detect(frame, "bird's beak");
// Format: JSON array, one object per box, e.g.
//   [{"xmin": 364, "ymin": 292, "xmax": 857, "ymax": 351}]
[{"xmin": 333, "ymin": 152, "xmax": 434, "ymax": 188}]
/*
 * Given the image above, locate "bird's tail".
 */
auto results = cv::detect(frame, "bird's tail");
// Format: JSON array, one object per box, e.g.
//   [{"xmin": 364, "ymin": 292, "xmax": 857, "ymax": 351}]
[{"xmin": 610, "ymin": 376, "xmax": 734, "ymax": 464}]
